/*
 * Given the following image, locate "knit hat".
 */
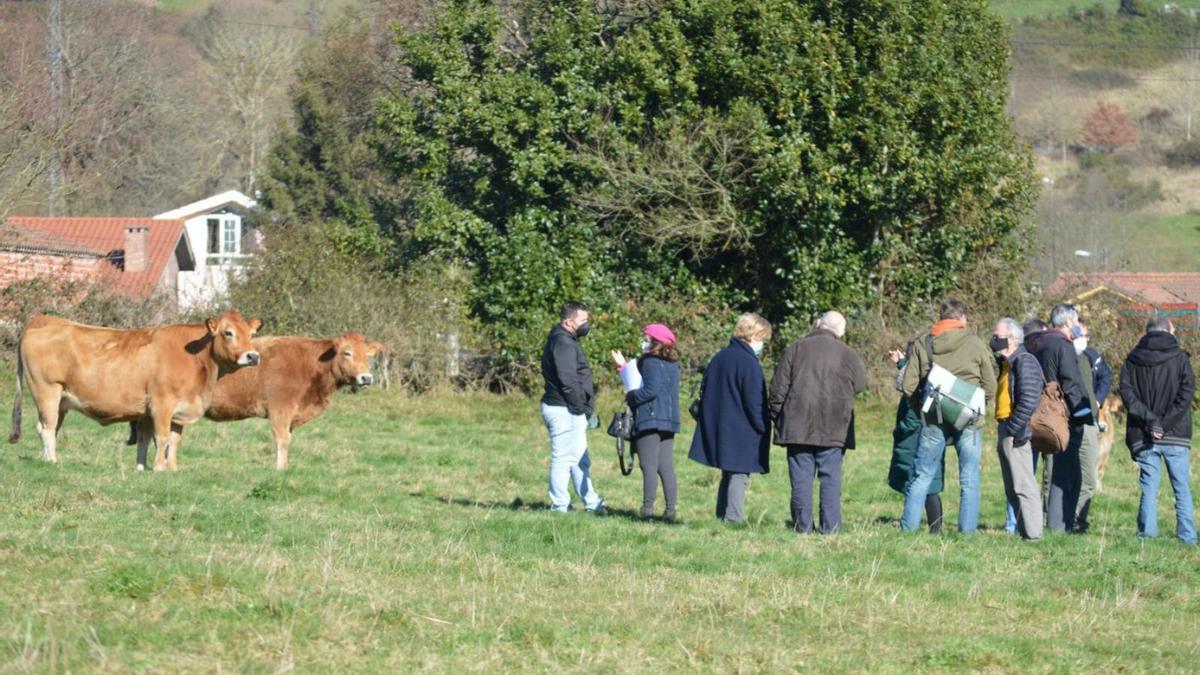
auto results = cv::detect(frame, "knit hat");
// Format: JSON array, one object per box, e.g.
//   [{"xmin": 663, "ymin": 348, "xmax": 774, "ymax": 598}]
[{"xmin": 643, "ymin": 323, "xmax": 676, "ymax": 346}]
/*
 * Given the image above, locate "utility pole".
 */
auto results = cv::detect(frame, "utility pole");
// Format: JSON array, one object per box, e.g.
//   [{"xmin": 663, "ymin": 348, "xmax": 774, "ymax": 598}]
[{"xmin": 46, "ymin": 0, "xmax": 64, "ymax": 216}]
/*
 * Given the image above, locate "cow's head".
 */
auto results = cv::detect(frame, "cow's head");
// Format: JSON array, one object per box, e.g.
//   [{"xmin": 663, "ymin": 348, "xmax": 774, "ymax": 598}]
[
  {"xmin": 329, "ymin": 332, "xmax": 383, "ymax": 390},
  {"xmin": 205, "ymin": 311, "xmax": 262, "ymax": 369}
]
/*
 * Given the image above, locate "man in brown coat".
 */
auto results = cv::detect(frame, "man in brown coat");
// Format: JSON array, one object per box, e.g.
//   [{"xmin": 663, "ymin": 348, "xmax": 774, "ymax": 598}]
[{"xmin": 769, "ymin": 311, "xmax": 868, "ymax": 533}]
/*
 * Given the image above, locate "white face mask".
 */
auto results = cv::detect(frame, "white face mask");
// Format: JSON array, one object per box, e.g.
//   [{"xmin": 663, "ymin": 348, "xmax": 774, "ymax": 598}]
[
  {"xmin": 751, "ymin": 341, "xmax": 764, "ymax": 357},
  {"xmin": 640, "ymin": 338, "xmax": 651, "ymax": 353},
  {"xmin": 1073, "ymin": 337, "xmax": 1088, "ymax": 355}
]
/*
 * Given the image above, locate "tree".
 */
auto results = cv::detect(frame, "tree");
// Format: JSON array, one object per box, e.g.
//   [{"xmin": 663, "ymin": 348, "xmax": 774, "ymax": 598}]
[
  {"xmin": 1081, "ymin": 101, "xmax": 1138, "ymax": 152},
  {"xmin": 362, "ymin": 0, "xmax": 1037, "ymax": 369}
]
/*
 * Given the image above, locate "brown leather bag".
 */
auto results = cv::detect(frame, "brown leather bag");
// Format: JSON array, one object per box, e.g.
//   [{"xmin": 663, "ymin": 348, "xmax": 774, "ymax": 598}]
[{"xmin": 1030, "ymin": 381, "xmax": 1070, "ymax": 454}]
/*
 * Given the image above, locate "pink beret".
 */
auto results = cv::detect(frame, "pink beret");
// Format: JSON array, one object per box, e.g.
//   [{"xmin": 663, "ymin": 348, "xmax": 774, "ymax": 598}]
[{"xmin": 644, "ymin": 323, "xmax": 676, "ymax": 346}]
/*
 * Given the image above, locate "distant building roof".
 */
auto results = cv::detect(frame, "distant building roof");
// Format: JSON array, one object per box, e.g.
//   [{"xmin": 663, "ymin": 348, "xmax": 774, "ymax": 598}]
[
  {"xmin": 1047, "ymin": 272, "xmax": 1200, "ymax": 307},
  {"xmin": 154, "ymin": 190, "xmax": 255, "ymax": 221},
  {"xmin": 1, "ymin": 217, "xmax": 190, "ymax": 299}
]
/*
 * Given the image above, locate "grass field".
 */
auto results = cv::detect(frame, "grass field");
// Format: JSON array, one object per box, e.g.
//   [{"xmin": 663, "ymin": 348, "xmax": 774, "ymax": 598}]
[{"xmin": 3, "ymin": 373, "xmax": 1200, "ymax": 672}]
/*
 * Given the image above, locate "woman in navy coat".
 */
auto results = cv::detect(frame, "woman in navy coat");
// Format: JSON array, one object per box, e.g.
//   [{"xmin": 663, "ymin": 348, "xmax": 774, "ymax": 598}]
[{"xmin": 688, "ymin": 313, "xmax": 773, "ymax": 523}]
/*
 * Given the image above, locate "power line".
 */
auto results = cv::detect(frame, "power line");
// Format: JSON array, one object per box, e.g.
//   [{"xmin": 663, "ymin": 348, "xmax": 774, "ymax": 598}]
[{"xmin": 1012, "ymin": 39, "xmax": 1200, "ymax": 51}]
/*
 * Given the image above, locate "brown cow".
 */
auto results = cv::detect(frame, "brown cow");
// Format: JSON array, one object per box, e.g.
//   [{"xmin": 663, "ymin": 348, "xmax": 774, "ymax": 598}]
[
  {"xmin": 200, "ymin": 333, "xmax": 382, "ymax": 469},
  {"xmin": 9, "ymin": 311, "xmax": 261, "ymax": 470}
]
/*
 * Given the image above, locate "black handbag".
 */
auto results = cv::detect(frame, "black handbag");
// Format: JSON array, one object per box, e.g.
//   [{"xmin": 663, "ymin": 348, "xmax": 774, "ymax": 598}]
[{"xmin": 606, "ymin": 410, "xmax": 636, "ymax": 476}]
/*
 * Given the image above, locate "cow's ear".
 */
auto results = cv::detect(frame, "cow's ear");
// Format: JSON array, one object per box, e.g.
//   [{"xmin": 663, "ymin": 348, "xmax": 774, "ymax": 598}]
[
  {"xmin": 367, "ymin": 342, "xmax": 383, "ymax": 357},
  {"xmin": 248, "ymin": 318, "xmax": 263, "ymax": 335},
  {"xmin": 205, "ymin": 318, "xmax": 217, "ymax": 334}
]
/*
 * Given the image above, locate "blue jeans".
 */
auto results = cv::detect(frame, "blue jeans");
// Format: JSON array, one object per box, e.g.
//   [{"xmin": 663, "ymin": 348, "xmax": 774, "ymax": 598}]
[
  {"xmin": 1005, "ymin": 448, "xmax": 1040, "ymax": 533},
  {"xmin": 901, "ymin": 424, "xmax": 982, "ymax": 533},
  {"xmin": 541, "ymin": 404, "xmax": 603, "ymax": 513},
  {"xmin": 1134, "ymin": 444, "xmax": 1197, "ymax": 545}
]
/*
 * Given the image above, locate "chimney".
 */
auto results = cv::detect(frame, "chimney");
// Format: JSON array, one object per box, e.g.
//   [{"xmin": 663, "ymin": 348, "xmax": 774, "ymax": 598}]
[{"xmin": 125, "ymin": 226, "xmax": 149, "ymax": 273}]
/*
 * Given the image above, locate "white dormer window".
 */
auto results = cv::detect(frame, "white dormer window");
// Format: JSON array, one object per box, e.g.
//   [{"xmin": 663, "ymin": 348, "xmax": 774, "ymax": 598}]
[{"xmin": 206, "ymin": 214, "xmax": 242, "ymax": 263}]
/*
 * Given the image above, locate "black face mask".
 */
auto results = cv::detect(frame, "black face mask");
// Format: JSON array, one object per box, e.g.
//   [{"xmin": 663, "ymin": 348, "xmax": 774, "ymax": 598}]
[
  {"xmin": 989, "ymin": 336, "xmax": 1008, "ymax": 354},
  {"xmin": 574, "ymin": 322, "xmax": 590, "ymax": 339}
]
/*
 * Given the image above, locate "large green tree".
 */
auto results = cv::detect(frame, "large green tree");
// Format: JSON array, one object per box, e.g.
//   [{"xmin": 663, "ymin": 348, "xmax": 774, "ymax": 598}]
[{"xmin": 369, "ymin": 0, "xmax": 1036, "ymax": 365}]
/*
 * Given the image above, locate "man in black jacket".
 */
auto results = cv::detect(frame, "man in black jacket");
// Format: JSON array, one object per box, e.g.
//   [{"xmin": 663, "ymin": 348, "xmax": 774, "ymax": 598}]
[
  {"xmin": 1119, "ymin": 316, "xmax": 1196, "ymax": 545},
  {"xmin": 540, "ymin": 301, "xmax": 605, "ymax": 515},
  {"xmin": 994, "ymin": 318, "xmax": 1045, "ymax": 540},
  {"xmin": 1025, "ymin": 304, "xmax": 1093, "ymax": 533}
]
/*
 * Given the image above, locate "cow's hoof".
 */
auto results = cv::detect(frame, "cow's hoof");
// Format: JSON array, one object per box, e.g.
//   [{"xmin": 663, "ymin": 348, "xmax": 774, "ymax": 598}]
[{"xmin": 136, "ymin": 464, "xmax": 146, "ymax": 472}]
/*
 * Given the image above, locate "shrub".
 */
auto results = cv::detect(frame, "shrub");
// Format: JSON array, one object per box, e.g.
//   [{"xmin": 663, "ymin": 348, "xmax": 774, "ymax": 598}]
[
  {"xmin": 1081, "ymin": 102, "xmax": 1139, "ymax": 153},
  {"xmin": 1164, "ymin": 140, "xmax": 1200, "ymax": 167},
  {"xmin": 1068, "ymin": 68, "xmax": 1136, "ymax": 90}
]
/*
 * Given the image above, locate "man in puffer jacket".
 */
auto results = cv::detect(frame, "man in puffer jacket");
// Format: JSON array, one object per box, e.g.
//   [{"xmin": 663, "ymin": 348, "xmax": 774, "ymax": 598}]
[
  {"xmin": 1119, "ymin": 316, "xmax": 1196, "ymax": 545},
  {"xmin": 992, "ymin": 317, "xmax": 1045, "ymax": 540}
]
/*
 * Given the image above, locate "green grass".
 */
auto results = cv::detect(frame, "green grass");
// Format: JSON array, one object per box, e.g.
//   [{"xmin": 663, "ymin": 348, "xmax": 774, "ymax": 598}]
[
  {"xmin": 989, "ymin": 0, "xmax": 1098, "ymax": 20},
  {"xmin": 1124, "ymin": 212, "xmax": 1200, "ymax": 271},
  {"xmin": 2, "ymin": 374, "xmax": 1200, "ymax": 671}
]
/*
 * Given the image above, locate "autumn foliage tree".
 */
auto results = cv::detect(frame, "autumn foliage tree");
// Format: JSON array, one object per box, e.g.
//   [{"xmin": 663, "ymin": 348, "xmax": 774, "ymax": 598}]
[{"xmin": 1081, "ymin": 101, "xmax": 1139, "ymax": 153}]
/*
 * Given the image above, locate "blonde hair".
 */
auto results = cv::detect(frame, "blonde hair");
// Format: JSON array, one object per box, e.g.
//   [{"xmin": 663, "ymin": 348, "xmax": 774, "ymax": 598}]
[{"xmin": 733, "ymin": 313, "xmax": 772, "ymax": 343}]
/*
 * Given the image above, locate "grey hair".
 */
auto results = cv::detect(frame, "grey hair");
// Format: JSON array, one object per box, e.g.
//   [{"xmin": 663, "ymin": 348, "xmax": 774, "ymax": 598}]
[
  {"xmin": 997, "ymin": 317, "xmax": 1024, "ymax": 342},
  {"xmin": 1147, "ymin": 315, "xmax": 1173, "ymax": 333},
  {"xmin": 1049, "ymin": 303, "xmax": 1078, "ymax": 328},
  {"xmin": 817, "ymin": 311, "xmax": 847, "ymax": 338}
]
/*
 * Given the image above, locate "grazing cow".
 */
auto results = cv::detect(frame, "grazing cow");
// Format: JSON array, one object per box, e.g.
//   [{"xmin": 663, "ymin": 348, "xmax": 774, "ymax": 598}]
[
  {"xmin": 1096, "ymin": 392, "xmax": 1123, "ymax": 491},
  {"xmin": 9, "ymin": 311, "xmax": 261, "ymax": 470},
  {"xmin": 200, "ymin": 333, "xmax": 383, "ymax": 469}
]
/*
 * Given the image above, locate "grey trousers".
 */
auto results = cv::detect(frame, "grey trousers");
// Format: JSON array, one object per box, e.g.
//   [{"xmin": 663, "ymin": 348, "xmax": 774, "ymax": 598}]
[
  {"xmin": 787, "ymin": 446, "xmax": 845, "ymax": 534},
  {"xmin": 997, "ymin": 425, "xmax": 1043, "ymax": 540},
  {"xmin": 1074, "ymin": 424, "xmax": 1101, "ymax": 532},
  {"xmin": 635, "ymin": 431, "xmax": 677, "ymax": 514},
  {"xmin": 1046, "ymin": 425, "xmax": 1084, "ymax": 533},
  {"xmin": 716, "ymin": 471, "xmax": 749, "ymax": 523}
]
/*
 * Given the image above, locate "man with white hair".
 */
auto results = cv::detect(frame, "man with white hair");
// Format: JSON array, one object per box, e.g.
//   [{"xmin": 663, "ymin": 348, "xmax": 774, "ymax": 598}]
[
  {"xmin": 992, "ymin": 317, "xmax": 1045, "ymax": 540},
  {"xmin": 1025, "ymin": 303, "xmax": 1093, "ymax": 533},
  {"xmin": 768, "ymin": 310, "xmax": 868, "ymax": 534}
]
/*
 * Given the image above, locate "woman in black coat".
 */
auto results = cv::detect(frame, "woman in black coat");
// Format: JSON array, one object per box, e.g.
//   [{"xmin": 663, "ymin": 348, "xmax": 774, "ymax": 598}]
[{"xmin": 688, "ymin": 313, "xmax": 773, "ymax": 524}]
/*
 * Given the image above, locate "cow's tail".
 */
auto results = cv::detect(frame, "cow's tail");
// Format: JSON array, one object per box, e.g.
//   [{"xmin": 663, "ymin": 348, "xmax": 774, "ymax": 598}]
[{"xmin": 8, "ymin": 342, "xmax": 23, "ymax": 444}]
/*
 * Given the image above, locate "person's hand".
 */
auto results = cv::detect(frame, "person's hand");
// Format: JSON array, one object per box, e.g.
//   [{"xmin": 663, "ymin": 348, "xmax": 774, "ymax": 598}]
[
  {"xmin": 887, "ymin": 349, "xmax": 903, "ymax": 364},
  {"xmin": 587, "ymin": 413, "xmax": 600, "ymax": 429},
  {"xmin": 610, "ymin": 350, "xmax": 627, "ymax": 368},
  {"xmin": 1153, "ymin": 431, "xmax": 1164, "ymax": 440}
]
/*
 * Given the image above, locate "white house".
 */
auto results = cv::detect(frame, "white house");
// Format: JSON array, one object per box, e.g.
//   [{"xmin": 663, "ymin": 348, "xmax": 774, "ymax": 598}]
[{"xmin": 155, "ymin": 190, "xmax": 259, "ymax": 310}]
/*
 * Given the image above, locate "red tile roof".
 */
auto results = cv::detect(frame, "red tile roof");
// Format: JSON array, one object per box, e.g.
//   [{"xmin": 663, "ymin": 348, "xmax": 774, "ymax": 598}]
[
  {"xmin": 1047, "ymin": 273, "xmax": 1200, "ymax": 306},
  {"xmin": 0, "ymin": 217, "xmax": 186, "ymax": 299}
]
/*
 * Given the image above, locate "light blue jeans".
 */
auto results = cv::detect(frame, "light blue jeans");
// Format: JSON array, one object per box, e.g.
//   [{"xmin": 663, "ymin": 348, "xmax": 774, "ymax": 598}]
[
  {"xmin": 1134, "ymin": 443, "xmax": 1197, "ymax": 545},
  {"xmin": 541, "ymin": 403, "xmax": 603, "ymax": 513},
  {"xmin": 902, "ymin": 423, "xmax": 982, "ymax": 533}
]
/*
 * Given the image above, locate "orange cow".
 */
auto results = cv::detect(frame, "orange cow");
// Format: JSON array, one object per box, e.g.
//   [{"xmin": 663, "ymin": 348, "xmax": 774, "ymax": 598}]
[
  {"xmin": 201, "ymin": 333, "xmax": 382, "ymax": 469},
  {"xmin": 9, "ymin": 311, "xmax": 261, "ymax": 470}
]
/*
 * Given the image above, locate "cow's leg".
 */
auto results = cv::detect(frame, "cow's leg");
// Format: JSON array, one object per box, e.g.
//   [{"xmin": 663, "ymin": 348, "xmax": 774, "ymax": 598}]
[
  {"xmin": 151, "ymin": 410, "xmax": 172, "ymax": 472},
  {"xmin": 270, "ymin": 409, "xmax": 295, "ymax": 470},
  {"xmin": 135, "ymin": 417, "xmax": 154, "ymax": 471},
  {"xmin": 167, "ymin": 423, "xmax": 184, "ymax": 471},
  {"xmin": 33, "ymin": 387, "xmax": 63, "ymax": 463}
]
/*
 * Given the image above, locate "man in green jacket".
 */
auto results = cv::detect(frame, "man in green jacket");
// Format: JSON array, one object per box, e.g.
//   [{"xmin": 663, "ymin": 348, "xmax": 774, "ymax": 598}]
[{"xmin": 900, "ymin": 298, "xmax": 997, "ymax": 533}]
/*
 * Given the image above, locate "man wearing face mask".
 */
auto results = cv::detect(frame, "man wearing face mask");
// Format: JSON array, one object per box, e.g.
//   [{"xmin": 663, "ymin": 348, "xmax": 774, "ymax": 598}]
[
  {"xmin": 541, "ymin": 301, "xmax": 605, "ymax": 515},
  {"xmin": 900, "ymin": 298, "xmax": 996, "ymax": 534},
  {"xmin": 1073, "ymin": 319, "xmax": 1105, "ymax": 533},
  {"xmin": 992, "ymin": 317, "xmax": 1045, "ymax": 540},
  {"xmin": 1024, "ymin": 303, "xmax": 1093, "ymax": 533}
]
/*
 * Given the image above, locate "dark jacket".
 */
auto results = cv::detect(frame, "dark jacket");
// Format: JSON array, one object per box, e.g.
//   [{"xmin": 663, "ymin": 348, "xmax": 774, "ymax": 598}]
[
  {"xmin": 1077, "ymin": 351, "xmax": 1099, "ymax": 418},
  {"xmin": 1084, "ymin": 346, "xmax": 1113, "ymax": 403},
  {"xmin": 688, "ymin": 338, "xmax": 771, "ymax": 474},
  {"xmin": 627, "ymin": 355, "xmax": 681, "ymax": 434},
  {"xmin": 901, "ymin": 326, "xmax": 997, "ymax": 428},
  {"xmin": 1119, "ymin": 332, "xmax": 1195, "ymax": 455},
  {"xmin": 1024, "ymin": 329, "xmax": 1092, "ymax": 425},
  {"xmin": 768, "ymin": 329, "xmax": 868, "ymax": 448},
  {"xmin": 540, "ymin": 325, "xmax": 595, "ymax": 415},
  {"xmin": 889, "ymin": 359, "xmax": 944, "ymax": 495},
  {"xmin": 1000, "ymin": 346, "xmax": 1044, "ymax": 446}
]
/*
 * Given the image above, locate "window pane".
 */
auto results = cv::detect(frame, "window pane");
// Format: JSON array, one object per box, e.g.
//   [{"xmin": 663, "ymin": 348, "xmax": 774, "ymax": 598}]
[
  {"xmin": 223, "ymin": 218, "xmax": 238, "ymax": 254},
  {"xmin": 207, "ymin": 218, "xmax": 220, "ymax": 254}
]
